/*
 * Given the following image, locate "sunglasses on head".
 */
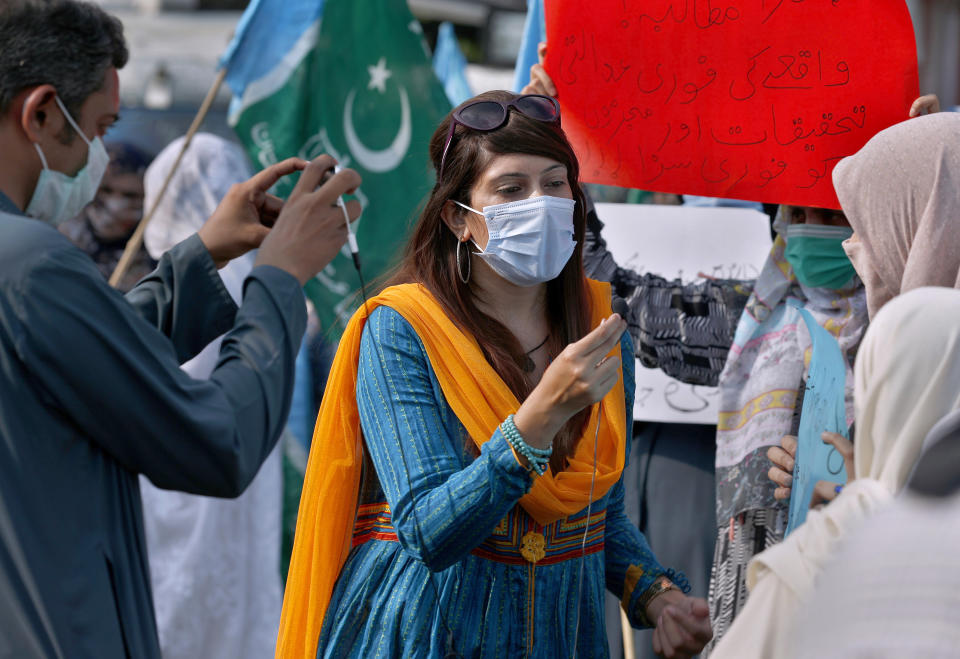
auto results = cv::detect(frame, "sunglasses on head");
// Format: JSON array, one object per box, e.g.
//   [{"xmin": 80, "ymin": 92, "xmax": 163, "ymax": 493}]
[{"xmin": 438, "ymin": 94, "xmax": 562, "ymax": 182}]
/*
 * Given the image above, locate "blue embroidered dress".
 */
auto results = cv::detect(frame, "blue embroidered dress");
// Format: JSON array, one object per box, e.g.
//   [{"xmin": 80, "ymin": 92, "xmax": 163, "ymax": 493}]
[{"xmin": 317, "ymin": 305, "xmax": 669, "ymax": 658}]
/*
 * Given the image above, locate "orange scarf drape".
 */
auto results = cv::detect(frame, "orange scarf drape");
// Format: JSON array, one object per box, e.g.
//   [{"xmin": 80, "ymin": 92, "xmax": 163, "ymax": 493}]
[{"xmin": 276, "ymin": 279, "xmax": 626, "ymax": 658}]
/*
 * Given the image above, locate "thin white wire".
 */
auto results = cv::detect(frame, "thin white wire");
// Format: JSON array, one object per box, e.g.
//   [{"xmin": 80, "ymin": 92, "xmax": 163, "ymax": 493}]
[{"xmin": 571, "ymin": 402, "xmax": 602, "ymax": 658}]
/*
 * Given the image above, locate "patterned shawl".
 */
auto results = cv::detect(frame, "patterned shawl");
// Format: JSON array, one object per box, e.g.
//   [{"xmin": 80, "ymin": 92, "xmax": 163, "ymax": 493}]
[{"xmin": 714, "ymin": 211, "xmax": 868, "ymax": 523}]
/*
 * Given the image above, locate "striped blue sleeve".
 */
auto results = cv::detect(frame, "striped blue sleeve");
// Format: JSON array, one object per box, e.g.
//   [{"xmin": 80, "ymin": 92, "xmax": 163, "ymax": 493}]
[
  {"xmin": 603, "ymin": 331, "xmax": 668, "ymax": 628},
  {"xmin": 356, "ymin": 305, "xmax": 532, "ymax": 572}
]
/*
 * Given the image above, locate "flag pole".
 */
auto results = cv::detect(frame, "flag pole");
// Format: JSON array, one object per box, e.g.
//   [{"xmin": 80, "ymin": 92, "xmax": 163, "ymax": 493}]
[
  {"xmin": 620, "ymin": 608, "xmax": 636, "ymax": 659},
  {"xmin": 109, "ymin": 66, "xmax": 228, "ymax": 288}
]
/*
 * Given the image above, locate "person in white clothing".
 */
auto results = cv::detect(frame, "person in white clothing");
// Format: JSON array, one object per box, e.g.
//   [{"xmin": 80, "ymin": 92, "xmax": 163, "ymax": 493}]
[{"xmin": 140, "ymin": 133, "xmax": 287, "ymax": 659}]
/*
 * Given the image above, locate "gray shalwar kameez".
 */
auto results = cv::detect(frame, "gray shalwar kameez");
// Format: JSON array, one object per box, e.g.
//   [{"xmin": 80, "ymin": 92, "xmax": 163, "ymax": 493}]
[{"xmin": 0, "ymin": 191, "xmax": 306, "ymax": 659}]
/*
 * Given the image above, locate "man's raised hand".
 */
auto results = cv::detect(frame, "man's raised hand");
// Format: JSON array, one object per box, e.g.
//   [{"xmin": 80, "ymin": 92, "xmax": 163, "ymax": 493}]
[
  {"xmin": 199, "ymin": 157, "xmax": 309, "ymax": 268},
  {"xmin": 254, "ymin": 155, "xmax": 363, "ymax": 285}
]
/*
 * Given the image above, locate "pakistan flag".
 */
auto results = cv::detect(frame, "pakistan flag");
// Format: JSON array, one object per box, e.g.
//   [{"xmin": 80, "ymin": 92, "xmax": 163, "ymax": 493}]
[{"xmin": 222, "ymin": 0, "xmax": 452, "ymax": 332}]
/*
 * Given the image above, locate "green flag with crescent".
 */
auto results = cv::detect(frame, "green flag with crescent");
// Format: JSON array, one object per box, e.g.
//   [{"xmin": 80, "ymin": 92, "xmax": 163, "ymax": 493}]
[{"xmin": 228, "ymin": 0, "xmax": 452, "ymax": 333}]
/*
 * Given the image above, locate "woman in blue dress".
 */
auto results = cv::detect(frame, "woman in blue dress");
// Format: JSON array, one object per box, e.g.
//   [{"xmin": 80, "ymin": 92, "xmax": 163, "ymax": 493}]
[{"xmin": 278, "ymin": 90, "xmax": 713, "ymax": 659}]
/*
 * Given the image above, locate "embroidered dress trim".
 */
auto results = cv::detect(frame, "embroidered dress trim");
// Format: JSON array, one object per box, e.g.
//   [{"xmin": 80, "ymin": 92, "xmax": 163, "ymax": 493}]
[{"xmin": 352, "ymin": 502, "xmax": 606, "ymax": 565}]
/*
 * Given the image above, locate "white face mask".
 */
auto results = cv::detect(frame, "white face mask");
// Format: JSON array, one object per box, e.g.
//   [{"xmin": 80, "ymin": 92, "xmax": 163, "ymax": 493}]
[
  {"xmin": 454, "ymin": 195, "xmax": 577, "ymax": 287},
  {"xmin": 25, "ymin": 95, "xmax": 109, "ymax": 227}
]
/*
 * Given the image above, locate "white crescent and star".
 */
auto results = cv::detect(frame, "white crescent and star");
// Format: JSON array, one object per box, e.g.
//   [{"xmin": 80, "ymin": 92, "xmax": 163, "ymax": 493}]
[
  {"xmin": 367, "ymin": 57, "xmax": 392, "ymax": 93},
  {"xmin": 344, "ymin": 57, "xmax": 411, "ymax": 173}
]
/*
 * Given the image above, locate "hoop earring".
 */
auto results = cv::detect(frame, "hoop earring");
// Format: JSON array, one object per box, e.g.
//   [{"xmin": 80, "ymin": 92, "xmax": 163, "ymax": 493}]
[{"xmin": 456, "ymin": 238, "xmax": 471, "ymax": 284}]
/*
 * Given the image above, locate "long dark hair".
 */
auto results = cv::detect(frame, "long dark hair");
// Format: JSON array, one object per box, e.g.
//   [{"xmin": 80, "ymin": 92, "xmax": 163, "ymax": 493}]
[{"xmin": 390, "ymin": 90, "xmax": 593, "ymax": 471}]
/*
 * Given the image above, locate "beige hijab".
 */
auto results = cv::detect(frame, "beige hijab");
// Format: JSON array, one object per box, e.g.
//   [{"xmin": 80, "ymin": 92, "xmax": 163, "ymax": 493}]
[
  {"xmin": 834, "ymin": 112, "xmax": 960, "ymax": 318},
  {"xmin": 711, "ymin": 287, "xmax": 960, "ymax": 659}
]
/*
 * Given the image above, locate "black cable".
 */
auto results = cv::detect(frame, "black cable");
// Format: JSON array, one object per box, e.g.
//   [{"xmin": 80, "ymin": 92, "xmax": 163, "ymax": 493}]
[{"xmin": 351, "ymin": 251, "xmax": 370, "ymax": 319}]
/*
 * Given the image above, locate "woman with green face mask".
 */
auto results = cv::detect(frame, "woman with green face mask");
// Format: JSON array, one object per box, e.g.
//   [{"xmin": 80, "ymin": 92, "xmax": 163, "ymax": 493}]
[
  {"xmin": 705, "ymin": 203, "xmax": 869, "ymax": 652},
  {"xmin": 711, "ymin": 111, "xmax": 959, "ymax": 659},
  {"xmin": 782, "ymin": 207, "xmax": 858, "ymax": 290}
]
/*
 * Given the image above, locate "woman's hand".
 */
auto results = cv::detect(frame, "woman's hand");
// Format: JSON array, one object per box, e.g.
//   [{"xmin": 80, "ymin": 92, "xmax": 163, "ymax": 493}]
[
  {"xmin": 808, "ymin": 431, "xmax": 855, "ymax": 507},
  {"xmin": 647, "ymin": 590, "xmax": 713, "ymax": 659},
  {"xmin": 519, "ymin": 42, "xmax": 557, "ymax": 97},
  {"xmin": 769, "ymin": 431, "xmax": 855, "ymax": 504},
  {"xmin": 513, "ymin": 313, "xmax": 626, "ymax": 450},
  {"xmin": 767, "ymin": 435, "xmax": 797, "ymax": 501},
  {"xmin": 809, "ymin": 480, "xmax": 843, "ymax": 507}
]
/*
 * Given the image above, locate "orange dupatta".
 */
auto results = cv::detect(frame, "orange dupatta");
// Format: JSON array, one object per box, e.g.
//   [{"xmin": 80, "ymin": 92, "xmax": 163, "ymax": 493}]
[{"xmin": 276, "ymin": 279, "xmax": 627, "ymax": 658}]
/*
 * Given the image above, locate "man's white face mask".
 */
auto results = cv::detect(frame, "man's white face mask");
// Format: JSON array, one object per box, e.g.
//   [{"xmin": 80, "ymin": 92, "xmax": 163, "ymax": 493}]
[{"xmin": 25, "ymin": 95, "xmax": 109, "ymax": 227}]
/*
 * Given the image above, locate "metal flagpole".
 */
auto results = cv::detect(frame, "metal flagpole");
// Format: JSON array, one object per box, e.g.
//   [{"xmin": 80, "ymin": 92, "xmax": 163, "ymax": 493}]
[{"xmin": 109, "ymin": 66, "xmax": 228, "ymax": 288}]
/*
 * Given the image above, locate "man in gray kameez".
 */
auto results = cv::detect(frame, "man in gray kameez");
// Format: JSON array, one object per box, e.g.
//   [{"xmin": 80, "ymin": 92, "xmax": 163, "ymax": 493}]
[{"xmin": 0, "ymin": 2, "xmax": 362, "ymax": 657}]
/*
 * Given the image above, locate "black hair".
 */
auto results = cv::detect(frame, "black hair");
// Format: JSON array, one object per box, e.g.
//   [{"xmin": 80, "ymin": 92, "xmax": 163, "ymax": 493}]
[
  {"xmin": 105, "ymin": 141, "xmax": 151, "ymax": 176},
  {"xmin": 0, "ymin": 0, "xmax": 128, "ymax": 126}
]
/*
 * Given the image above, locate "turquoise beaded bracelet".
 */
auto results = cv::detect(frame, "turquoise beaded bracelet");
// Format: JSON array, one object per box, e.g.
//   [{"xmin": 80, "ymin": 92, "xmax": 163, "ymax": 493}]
[
  {"xmin": 503, "ymin": 415, "xmax": 552, "ymax": 457},
  {"xmin": 501, "ymin": 414, "xmax": 552, "ymax": 475},
  {"xmin": 506, "ymin": 433, "xmax": 548, "ymax": 476}
]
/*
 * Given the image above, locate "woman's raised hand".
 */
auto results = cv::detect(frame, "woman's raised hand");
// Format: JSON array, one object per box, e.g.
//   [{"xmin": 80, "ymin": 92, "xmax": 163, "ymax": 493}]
[
  {"xmin": 513, "ymin": 314, "xmax": 627, "ymax": 450},
  {"xmin": 520, "ymin": 42, "xmax": 557, "ymax": 98},
  {"xmin": 909, "ymin": 94, "xmax": 941, "ymax": 117}
]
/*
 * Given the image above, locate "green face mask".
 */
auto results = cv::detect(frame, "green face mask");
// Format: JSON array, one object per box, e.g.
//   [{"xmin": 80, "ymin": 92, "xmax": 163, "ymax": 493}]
[{"xmin": 784, "ymin": 224, "xmax": 856, "ymax": 289}]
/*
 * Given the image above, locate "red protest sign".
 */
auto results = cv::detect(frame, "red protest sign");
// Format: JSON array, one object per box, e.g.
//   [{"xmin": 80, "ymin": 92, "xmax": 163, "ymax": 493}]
[{"xmin": 545, "ymin": 0, "xmax": 919, "ymax": 208}]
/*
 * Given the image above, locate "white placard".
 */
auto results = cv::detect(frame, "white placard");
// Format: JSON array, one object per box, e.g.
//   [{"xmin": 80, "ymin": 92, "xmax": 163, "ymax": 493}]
[{"xmin": 594, "ymin": 203, "xmax": 773, "ymax": 424}]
